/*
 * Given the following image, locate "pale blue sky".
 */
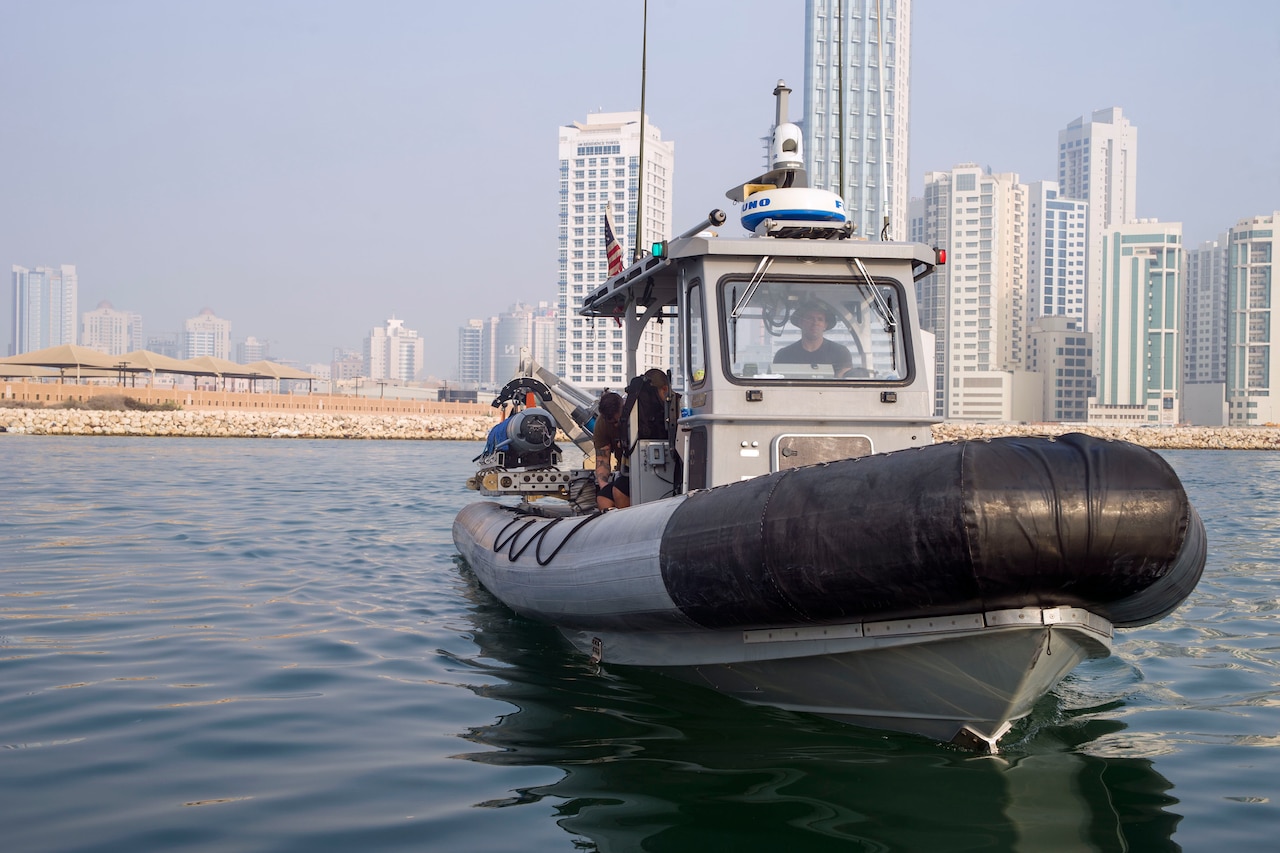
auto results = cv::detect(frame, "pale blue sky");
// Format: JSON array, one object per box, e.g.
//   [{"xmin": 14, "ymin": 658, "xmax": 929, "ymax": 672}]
[{"xmin": 3, "ymin": 0, "xmax": 1277, "ymax": 375}]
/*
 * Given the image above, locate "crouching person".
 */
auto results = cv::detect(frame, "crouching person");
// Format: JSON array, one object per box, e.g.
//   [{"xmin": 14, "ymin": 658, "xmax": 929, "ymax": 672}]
[{"xmin": 593, "ymin": 390, "xmax": 630, "ymax": 510}]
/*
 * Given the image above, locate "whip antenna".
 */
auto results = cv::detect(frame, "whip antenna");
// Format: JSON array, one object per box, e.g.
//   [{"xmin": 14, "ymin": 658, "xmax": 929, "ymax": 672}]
[{"xmin": 633, "ymin": 0, "xmax": 649, "ymax": 262}]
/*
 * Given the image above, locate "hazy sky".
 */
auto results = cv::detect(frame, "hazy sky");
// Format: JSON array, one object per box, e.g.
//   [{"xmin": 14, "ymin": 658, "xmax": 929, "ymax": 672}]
[{"xmin": 3, "ymin": 0, "xmax": 1277, "ymax": 375}]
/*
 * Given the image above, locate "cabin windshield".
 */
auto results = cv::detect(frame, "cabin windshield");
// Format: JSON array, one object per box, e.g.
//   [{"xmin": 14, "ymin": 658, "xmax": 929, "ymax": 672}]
[{"xmin": 720, "ymin": 276, "xmax": 909, "ymax": 382}]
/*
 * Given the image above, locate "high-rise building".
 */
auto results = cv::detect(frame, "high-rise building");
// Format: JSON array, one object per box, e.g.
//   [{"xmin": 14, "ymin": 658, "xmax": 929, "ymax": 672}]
[
  {"xmin": 81, "ymin": 300, "xmax": 142, "ymax": 356},
  {"xmin": 11, "ymin": 264, "xmax": 78, "ymax": 355},
  {"xmin": 330, "ymin": 347, "xmax": 365, "ymax": 382},
  {"xmin": 907, "ymin": 195, "xmax": 926, "ymax": 244},
  {"xmin": 365, "ymin": 317, "xmax": 424, "ymax": 382},
  {"xmin": 1092, "ymin": 220, "xmax": 1183, "ymax": 425},
  {"xmin": 558, "ymin": 111, "xmax": 674, "ymax": 392},
  {"xmin": 183, "ymin": 308, "xmax": 232, "ymax": 359},
  {"xmin": 914, "ymin": 165, "xmax": 1027, "ymax": 420},
  {"xmin": 236, "ymin": 336, "xmax": 269, "ymax": 364},
  {"xmin": 1226, "ymin": 212, "xmax": 1280, "ymax": 426},
  {"xmin": 147, "ymin": 334, "xmax": 181, "ymax": 359},
  {"xmin": 803, "ymin": 0, "xmax": 912, "ymax": 241},
  {"xmin": 491, "ymin": 302, "xmax": 557, "ymax": 384},
  {"xmin": 458, "ymin": 303, "xmax": 559, "ymax": 388},
  {"xmin": 1057, "ymin": 108, "xmax": 1138, "ymax": 365},
  {"xmin": 457, "ymin": 319, "xmax": 485, "ymax": 386},
  {"xmin": 913, "ymin": 179, "xmax": 950, "ymax": 416},
  {"xmin": 1184, "ymin": 235, "xmax": 1230, "ymax": 386},
  {"xmin": 1027, "ymin": 316, "xmax": 1092, "ymax": 423},
  {"xmin": 529, "ymin": 303, "xmax": 558, "ymax": 373},
  {"xmin": 1025, "ymin": 181, "xmax": 1088, "ymax": 327}
]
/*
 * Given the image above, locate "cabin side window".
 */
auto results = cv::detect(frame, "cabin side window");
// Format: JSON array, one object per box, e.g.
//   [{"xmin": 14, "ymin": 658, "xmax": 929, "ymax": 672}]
[
  {"xmin": 686, "ymin": 279, "xmax": 707, "ymax": 387},
  {"xmin": 720, "ymin": 277, "xmax": 910, "ymax": 383}
]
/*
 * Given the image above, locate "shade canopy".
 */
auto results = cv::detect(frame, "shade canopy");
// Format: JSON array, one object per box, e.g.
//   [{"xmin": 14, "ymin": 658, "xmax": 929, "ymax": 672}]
[
  {"xmin": 182, "ymin": 355, "xmax": 260, "ymax": 377},
  {"xmin": 2, "ymin": 347, "xmax": 316, "ymax": 389},
  {"xmin": 0, "ymin": 344, "xmax": 121, "ymax": 370},
  {"xmin": 0, "ymin": 363, "xmax": 58, "ymax": 378},
  {"xmin": 241, "ymin": 360, "xmax": 316, "ymax": 381},
  {"xmin": 118, "ymin": 349, "xmax": 196, "ymax": 374}
]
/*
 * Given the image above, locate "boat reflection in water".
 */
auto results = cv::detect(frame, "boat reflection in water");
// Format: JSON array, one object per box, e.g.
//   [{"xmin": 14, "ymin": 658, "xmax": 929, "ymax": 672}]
[{"xmin": 449, "ymin": 565, "xmax": 1181, "ymax": 852}]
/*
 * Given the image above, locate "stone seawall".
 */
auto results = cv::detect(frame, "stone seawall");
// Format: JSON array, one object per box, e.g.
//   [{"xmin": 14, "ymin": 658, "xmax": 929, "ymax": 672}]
[
  {"xmin": 0, "ymin": 408, "xmax": 497, "ymax": 440},
  {"xmin": 3, "ymin": 408, "xmax": 1279, "ymax": 449}
]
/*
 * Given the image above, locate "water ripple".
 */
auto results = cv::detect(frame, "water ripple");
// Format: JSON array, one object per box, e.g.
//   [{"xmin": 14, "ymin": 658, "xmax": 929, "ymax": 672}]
[{"xmin": 4, "ymin": 439, "xmax": 1280, "ymax": 850}]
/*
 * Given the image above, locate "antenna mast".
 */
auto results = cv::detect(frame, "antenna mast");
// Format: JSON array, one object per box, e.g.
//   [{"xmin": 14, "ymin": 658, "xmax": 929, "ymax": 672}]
[
  {"xmin": 876, "ymin": 0, "xmax": 891, "ymax": 239},
  {"xmin": 836, "ymin": 0, "xmax": 845, "ymax": 213},
  {"xmin": 633, "ymin": 0, "xmax": 649, "ymax": 262}
]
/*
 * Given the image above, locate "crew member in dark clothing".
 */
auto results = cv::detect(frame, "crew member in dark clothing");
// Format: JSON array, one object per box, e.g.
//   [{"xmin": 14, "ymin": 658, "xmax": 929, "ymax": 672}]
[
  {"xmin": 773, "ymin": 301, "xmax": 853, "ymax": 377},
  {"xmin": 638, "ymin": 368, "xmax": 682, "ymax": 495},
  {"xmin": 593, "ymin": 390, "xmax": 630, "ymax": 510},
  {"xmin": 642, "ymin": 368, "xmax": 680, "ymax": 438}
]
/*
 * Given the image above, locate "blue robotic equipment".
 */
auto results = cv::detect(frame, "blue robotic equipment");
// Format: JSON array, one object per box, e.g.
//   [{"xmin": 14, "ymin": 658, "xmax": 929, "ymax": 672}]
[{"xmin": 476, "ymin": 376, "xmax": 564, "ymax": 469}]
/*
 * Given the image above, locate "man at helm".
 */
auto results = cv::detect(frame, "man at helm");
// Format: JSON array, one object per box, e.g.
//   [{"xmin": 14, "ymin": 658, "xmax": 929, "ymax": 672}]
[{"xmin": 773, "ymin": 300, "xmax": 853, "ymax": 378}]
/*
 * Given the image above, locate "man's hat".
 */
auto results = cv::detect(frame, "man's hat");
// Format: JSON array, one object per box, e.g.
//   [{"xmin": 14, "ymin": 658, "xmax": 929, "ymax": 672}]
[{"xmin": 790, "ymin": 300, "xmax": 837, "ymax": 328}]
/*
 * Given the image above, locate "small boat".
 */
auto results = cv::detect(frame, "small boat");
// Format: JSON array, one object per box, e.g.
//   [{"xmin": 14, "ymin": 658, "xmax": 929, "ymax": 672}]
[{"xmin": 453, "ymin": 83, "xmax": 1206, "ymax": 751}]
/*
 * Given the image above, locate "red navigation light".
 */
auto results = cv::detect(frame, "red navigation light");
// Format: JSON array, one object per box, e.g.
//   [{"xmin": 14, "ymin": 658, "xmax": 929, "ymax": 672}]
[{"xmin": 935, "ymin": 247, "xmax": 947, "ymax": 265}]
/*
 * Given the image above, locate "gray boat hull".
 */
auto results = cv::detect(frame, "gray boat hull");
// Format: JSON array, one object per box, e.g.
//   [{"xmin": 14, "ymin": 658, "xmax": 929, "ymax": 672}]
[
  {"xmin": 561, "ymin": 611, "xmax": 1109, "ymax": 749},
  {"xmin": 452, "ymin": 434, "xmax": 1203, "ymax": 750},
  {"xmin": 453, "ymin": 499, "xmax": 1114, "ymax": 751}
]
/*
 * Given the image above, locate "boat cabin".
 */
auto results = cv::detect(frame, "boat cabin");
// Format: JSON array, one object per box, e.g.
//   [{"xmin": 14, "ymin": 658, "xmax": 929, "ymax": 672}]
[
  {"xmin": 478, "ymin": 81, "xmax": 944, "ymax": 509},
  {"xmin": 581, "ymin": 224, "xmax": 941, "ymax": 502}
]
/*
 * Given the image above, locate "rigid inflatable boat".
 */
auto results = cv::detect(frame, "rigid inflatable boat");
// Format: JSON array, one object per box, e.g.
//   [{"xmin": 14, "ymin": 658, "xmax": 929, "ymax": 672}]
[{"xmin": 453, "ymin": 84, "xmax": 1206, "ymax": 751}]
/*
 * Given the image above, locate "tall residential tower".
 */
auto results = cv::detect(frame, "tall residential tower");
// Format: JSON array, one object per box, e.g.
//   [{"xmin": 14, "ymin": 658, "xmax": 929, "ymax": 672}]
[
  {"xmin": 557, "ymin": 111, "xmax": 674, "ymax": 392},
  {"xmin": 915, "ymin": 165, "xmax": 1028, "ymax": 421},
  {"xmin": 1024, "ymin": 180, "xmax": 1088, "ymax": 329},
  {"xmin": 365, "ymin": 317, "xmax": 424, "ymax": 383},
  {"xmin": 81, "ymin": 300, "xmax": 142, "ymax": 356},
  {"xmin": 11, "ymin": 264, "xmax": 78, "ymax": 355},
  {"xmin": 183, "ymin": 307, "xmax": 232, "ymax": 360},
  {"xmin": 803, "ymin": 0, "xmax": 911, "ymax": 241},
  {"xmin": 1226, "ymin": 213, "xmax": 1280, "ymax": 426},
  {"xmin": 1093, "ymin": 221, "xmax": 1183, "ymax": 425},
  {"xmin": 1184, "ymin": 235, "xmax": 1230, "ymax": 386},
  {"xmin": 1057, "ymin": 108, "xmax": 1138, "ymax": 364}
]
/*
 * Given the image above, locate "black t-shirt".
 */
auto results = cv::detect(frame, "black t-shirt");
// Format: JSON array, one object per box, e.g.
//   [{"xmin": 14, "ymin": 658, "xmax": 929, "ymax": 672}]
[{"xmin": 774, "ymin": 338, "xmax": 853, "ymax": 373}]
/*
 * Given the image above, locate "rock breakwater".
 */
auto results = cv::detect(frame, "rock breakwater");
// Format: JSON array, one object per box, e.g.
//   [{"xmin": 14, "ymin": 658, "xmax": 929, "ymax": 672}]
[
  {"xmin": 3, "ymin": 408, "xmax": 1279, "ymax": 449},
  {"xmin": 0, "ymin": 409, "xmax": 497, "ymax": 440}
]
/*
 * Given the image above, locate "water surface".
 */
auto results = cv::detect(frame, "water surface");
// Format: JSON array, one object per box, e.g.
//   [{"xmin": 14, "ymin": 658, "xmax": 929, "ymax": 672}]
[{"xmin": 3, "ymin": 437, "xmax": 1279, "ymax": 851}]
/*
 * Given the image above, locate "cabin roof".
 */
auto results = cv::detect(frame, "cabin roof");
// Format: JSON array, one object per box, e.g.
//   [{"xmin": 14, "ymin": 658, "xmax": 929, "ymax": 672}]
[{"xmin": 580, "ymin": 234, "xmax": 937, "ymax": 319}]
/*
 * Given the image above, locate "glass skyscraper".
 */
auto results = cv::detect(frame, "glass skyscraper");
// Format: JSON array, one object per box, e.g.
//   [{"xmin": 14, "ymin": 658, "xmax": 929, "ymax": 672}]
[
  {"xmin": 10, "ymin": 264, "xmax": 78, "ymax": 355},
  {"xmin": 803, "ymin": 0, "xmax": 911, "ymax": 242}
]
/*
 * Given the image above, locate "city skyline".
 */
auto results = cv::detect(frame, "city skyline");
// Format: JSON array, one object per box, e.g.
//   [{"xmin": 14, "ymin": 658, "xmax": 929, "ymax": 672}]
[{"xmin": 2, "ymin": 1, "xmax": 1276, "ymax": 377}]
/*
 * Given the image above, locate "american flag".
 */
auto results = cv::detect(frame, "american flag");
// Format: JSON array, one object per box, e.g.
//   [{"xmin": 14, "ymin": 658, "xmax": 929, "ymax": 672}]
[{"xmin": 603, "ymin": 207, "xmax": 624, "ymax": 276}]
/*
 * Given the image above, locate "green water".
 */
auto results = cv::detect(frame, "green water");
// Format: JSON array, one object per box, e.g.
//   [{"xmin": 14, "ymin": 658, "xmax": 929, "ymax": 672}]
[{"xmin": 2, "ymin": 437, "xmax": 1277, "ymax": 851}]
